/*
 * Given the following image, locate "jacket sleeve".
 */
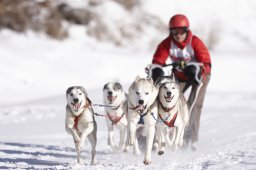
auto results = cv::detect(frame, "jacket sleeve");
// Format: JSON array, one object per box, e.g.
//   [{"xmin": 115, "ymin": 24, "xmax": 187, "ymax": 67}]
[
  {"xmin": 152, "ymin": 37, "xmax": 170, "ymax": 66},
  {"xmin": 191, "ymin": 36, "xmax": 211, "ymax": 75}
]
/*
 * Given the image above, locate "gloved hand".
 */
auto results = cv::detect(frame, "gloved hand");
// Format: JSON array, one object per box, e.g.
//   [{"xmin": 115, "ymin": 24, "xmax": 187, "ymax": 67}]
[
  {"xmin": 172, "ymin": 60, "xmax": 186, "ymax": 71},
  {"xmin": 151, "ymin": 67, "xmax": 164, "ymax": 83},
  {"xmin": 183, "ymin": 63, "xmax": 202, "ymax": 85}
]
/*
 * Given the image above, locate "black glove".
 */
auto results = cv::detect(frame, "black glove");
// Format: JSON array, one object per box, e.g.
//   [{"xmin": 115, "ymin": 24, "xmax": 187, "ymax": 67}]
[
  {"xmin": 151, "ymin": 67, "xmax": 164, "ymax": 83},
  {"xmin": 184, "ymin": 64, "xmax": 202, "ymax": 85},
  {"xmin": 172, "ymin": 61, "xmax": 186, "ymax": 71}
]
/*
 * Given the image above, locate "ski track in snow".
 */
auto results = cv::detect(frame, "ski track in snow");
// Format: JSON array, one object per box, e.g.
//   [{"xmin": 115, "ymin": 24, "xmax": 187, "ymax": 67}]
[
  {"xmin": 0, "ymin": 141, "xmax": 256, "ymax": 170},
  {"xmin": 0, "ymin": 90, "xmax": 256, "ymax": 170}
]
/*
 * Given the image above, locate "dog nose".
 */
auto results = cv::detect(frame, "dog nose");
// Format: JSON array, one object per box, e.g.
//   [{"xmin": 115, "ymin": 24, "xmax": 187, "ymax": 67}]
[
  {"xmin": 108, "ymin": 91, "xmax": 113, "ymax": 96},
  {"xmin": 167, "ymin": 91, "xmax": 172, "ymax": 96},
  {"xmin": 138, "ymin": 100, "xmax": 144, "ymax": 105},
  {"xmin": 73, "ymin": 98, "xmax": 79, "ymax": 103}
]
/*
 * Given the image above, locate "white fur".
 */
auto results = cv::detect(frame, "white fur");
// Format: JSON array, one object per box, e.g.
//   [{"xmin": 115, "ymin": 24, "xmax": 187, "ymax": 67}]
[
  {"xmin": 65, "ymin": 86, "xmax": 97, "ymax": 165},
  {"xmin": 127, "ymin": 76, "xmax": 158, "ymax": 165},
  {"xmin": 155, "ymin": 81, "xmax": 189, "ymax": 155},
  {"xmin": 103, "ymin": 82, "xmax": 128, "ymax": 151}
]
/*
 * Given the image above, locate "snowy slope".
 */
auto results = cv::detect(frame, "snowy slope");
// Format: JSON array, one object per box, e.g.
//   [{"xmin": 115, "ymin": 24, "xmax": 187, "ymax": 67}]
[
  {"xmin": 1, "ymin": 55, "xmax": 256, "ymax": 169},
  {"xmin": 1, "ymin": 0, "xmax": 256, "ymax": 169}
]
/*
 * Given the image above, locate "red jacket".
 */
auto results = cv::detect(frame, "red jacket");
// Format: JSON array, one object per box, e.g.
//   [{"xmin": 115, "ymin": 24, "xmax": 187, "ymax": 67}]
[{"xmin": 152, "ymin": 30, "xmax": 211, "ymax": 81}]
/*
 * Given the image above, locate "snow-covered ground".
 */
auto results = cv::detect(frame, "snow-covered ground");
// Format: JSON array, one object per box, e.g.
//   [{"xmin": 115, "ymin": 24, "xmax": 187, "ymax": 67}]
[{"xmin": 1, "ymin": 0, "xmax": 256, "ymax": 169}]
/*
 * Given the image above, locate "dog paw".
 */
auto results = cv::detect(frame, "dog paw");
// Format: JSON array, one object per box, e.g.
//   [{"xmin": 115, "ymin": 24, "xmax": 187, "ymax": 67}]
[
  {"xmin": 166, "ymin": 140, "xmax": 173, "ymax": 147},
  {"xmin": 112, "ymin": 145, "xmax": 119, "ymax": 151},
  {"xmin": 91, "ymin": 160, "xmax": 97, "ymax": 165},
  {"xmin": 191, "ymin": 143, "xmax": 197, "ymax": 151},
  {"xmin": 143, "ymin": 160, "xmax": 151, "ymax": 165},
  {"xmin": 172, "ymin": 145, "xmax": 178, "ymax": 152},
  {"xmin": 127, "ymin": 139, "xmax": 135, "ymax": 146},
  {"xmin": 178, "ymin": 139, "xmax": 184, "ymax": 146},
  {"xmin": 133, "ymin": 149, "xmax": 140, "ymax": 155},
  {"xmin": 152, "ymin": 143, "xmax": 158, "ymax": 151},
  {"xmin": 123, "ymin": 148, "xmax": 128, "ymax": 152},
  {"xmin": 158, "ymin": 150, "xmax": 164, "ymax": 155}
]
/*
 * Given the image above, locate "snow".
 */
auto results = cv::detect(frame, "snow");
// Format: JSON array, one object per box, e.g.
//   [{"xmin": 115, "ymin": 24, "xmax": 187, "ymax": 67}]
[{"xmin": 0, "ymin": 0, "xmax": 256, "ymax": 169}]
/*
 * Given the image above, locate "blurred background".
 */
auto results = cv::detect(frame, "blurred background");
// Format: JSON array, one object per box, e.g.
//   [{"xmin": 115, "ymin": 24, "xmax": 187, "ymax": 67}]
[
  {"xmin": 0, "ymin": 0, "xmax": 256, "ymax": 169},
  {"xmin": 0, "ymin": 0, "xmax": 256, "ymax": 104}
]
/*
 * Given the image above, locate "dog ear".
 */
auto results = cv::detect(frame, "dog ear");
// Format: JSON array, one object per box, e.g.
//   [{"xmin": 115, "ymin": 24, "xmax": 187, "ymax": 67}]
[
  {"xmin": 135, "ymin": 75, "xmax": 140, "ymax": 82},
  {"xmin": 66, "ymin": 86, "xmax": 74, "ymax": 94},
  {"xmin": 170, "ymin": 72, "xmax": 178, "ymax": 83},
  {"xmin": 103, "ymin": 83, "xmax": 108, "ymax": 91},
  {"xmin": 78, "ymin": 86, "xmax": 87, "ymax": 96},
  {"xmin": 86, "ymin": 97, "xmax": 92, "ymax": 105},
  {"xmin": 114, "ymin": 82, "xmax": 123, "ymax": 91}
]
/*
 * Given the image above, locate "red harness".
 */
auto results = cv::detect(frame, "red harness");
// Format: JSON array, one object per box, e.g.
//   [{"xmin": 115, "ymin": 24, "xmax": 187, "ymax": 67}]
[
  {"xmin": 158, "ymin": 99, "xmax": 178, "ymax": 127},
  {"xmin": 159, "ymin": 111, "xmax": 178, "ymax": 127},
  {"xmin": 73, "ymin": 99, "xmax": 91, "ymax": 131},
  {"xmin": 74, "ymin": 114, "xmax": 82, "ymax": 131},
  {"xmin": 107, "ymin": 113, "xmax": 125, "ymax": 125}
]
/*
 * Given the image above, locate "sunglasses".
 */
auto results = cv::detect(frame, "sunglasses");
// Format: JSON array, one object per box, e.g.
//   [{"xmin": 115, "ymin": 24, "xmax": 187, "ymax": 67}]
[{"xmin": 170, "ymin": 27, "xmax": 188, "ymax": 36}]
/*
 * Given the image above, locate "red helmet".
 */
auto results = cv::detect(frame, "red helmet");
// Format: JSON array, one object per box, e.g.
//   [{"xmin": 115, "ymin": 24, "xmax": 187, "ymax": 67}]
[{"xmin": 169, "ymin": 14, "xmax": 189, "ymax": 29}]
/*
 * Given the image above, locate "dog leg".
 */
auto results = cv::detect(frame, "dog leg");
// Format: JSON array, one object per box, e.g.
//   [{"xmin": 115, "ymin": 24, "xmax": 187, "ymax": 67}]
[
  {"xmin": 106, "ymin": 121, "xmax": 118, "ymax": 150},
  {"xmin": 68, "ymin": 128, "xmax": 81, "ymax": 163},
  {"xmin": 143, "ymin": 126, "xmax": 155, "ymax": 165},
  {"xmin": 109, "ymin": 129, "xmax": 118, "ymax": 150},
  {"xmin": 172, "ymin": 126, "xmax": 182, "ymax": 151},
  {"xmin": 153, "ymin": 126, "xmax": 161, "ymax": 151},
  {"xmin": 88, "ymin": 133, "xmax": 97, "ymax": 165},
  {"xmin": 123, "ymin": 129, "xmax": 129, "ymax": 152},
  {"xmin": 127, "ymin": 121, "xmax": 137, "ymax": 146},
  {"xmin": 178, "ymin": 123, "xmax": 185, "ymax": 147},
  {"xmin": 74, "ymin": 141, "xmax": 82, "ymax": 164},
  {"xmin": 70, "ymin": 128, "xmax": 80, "ymax": 143},
  {"xmin": 78, "ymin": 123, "xmax": 94, "ymax": 150},
  {"xmin": 169, "ymin": 128, "xmax": 176, "ymax": 147},
  {"xmin": 157, "ymin": 126, "xmax": 165, "ymax": 155},
  {"xmin": 119, "ymin": 127, "xmax": 126, "ymax": 151},
  {"xmin": 133, "ymin": 138, "xmax": 140, "ymax": 155}
]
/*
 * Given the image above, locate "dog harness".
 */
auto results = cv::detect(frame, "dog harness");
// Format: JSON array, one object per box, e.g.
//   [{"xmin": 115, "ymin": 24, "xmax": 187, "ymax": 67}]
[
  {"xmin": 74, "ymin": 114, "xmax": 82, "ymax": 131},
  {"xmin": 107, "ymin": 112, "xmax": 125, "ymax": 125},
  {"xmin": 138, "ymin": 112, "xmax": 148, "ymax": 125},
  {"xmin": 73, "ymin": 99, "xmax": 92, "ymax": 131},
  {"xmin": 129, "ymin": 104, "xmax": 148, "ymax": 125},
  {"xmin": 158, "ymin": 98, "xmax": 178, "ymax": 127},
  {"xmin": 159, "ymin": 111, "xmax": 177, "ymax": 127}
]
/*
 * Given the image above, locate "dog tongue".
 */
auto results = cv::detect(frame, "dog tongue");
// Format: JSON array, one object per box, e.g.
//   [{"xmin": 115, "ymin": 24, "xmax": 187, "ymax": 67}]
[
  {"xmin": 108, "ymin": 96, "xmax": 115, "ymax": 102},
  {"xmin": 165, "ymin": 95, "xmax": 173, "ymax": 102},
  {"xmin": 137, "ymin": 105, "xmax": 146, "ymax": 113},
  {"xmin": 74, "ymin": 103, "xmax": 81, "ymax": 110}
]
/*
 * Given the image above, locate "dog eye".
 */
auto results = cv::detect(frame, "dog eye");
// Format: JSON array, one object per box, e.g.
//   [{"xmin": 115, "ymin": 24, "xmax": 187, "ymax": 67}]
[
  {"xmin": 70, "ymin": 93, "xmax": 73, "ymax": 96},
  {"xmin": 172, "ymin": 87, "xmax": 175, "ymax": 89},
  {"xmin": 79, "ymin": 93, "xmax": 82, "ymax": 95},
  {"xmin": 145, "ymin": 92, "xmax": 149, "ymax": 95},
  {"xmin": 136, "ymin": 92, "xmax": 139, "ymax": 95}
]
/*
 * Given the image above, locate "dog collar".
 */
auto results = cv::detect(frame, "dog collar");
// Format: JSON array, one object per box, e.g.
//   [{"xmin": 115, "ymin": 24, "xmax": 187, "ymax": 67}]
[{"xmin": 129, "ymin": 104, "xmax": 148, "ymax": 115}]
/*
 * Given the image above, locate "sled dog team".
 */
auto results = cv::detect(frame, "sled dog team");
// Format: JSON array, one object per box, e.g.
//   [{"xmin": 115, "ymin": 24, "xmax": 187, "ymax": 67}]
[{"xmin": 65, "ymin": 75, "xmax": 189, "ymax": 165}]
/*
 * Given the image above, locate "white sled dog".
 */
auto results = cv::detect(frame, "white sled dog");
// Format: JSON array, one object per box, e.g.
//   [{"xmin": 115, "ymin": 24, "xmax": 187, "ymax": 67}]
[
  {"xmin": 103, "ymin": 82, "xmax": 128, "ymax": 151},
  {"xmin": 127, "ymin": 76, "xmax": 158, "ymax": 165},
  {"xmin": 65, "ymin": 86, "xmax": 97, "ymax": 165},
  {"xmin": 155, "ymin": 76, "xmax": 189, "ymax": 154}
]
